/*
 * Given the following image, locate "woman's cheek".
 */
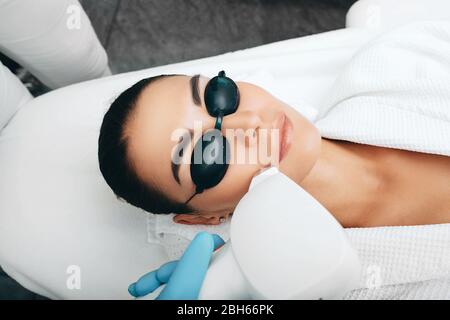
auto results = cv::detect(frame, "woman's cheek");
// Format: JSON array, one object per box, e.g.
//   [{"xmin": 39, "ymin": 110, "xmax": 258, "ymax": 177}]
[
  {"xmin": 224, "ymin": 136, "xmax": 266, "ymax": 198},
  {"xmin": 222, "ymin": 163, "xmax": 260, "ymax": 204}
]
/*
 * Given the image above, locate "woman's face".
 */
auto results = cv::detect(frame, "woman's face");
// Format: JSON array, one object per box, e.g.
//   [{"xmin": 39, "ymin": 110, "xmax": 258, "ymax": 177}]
[{"xmin": 125, "ymin": 74, "xmax": 321, "ymax": 224}]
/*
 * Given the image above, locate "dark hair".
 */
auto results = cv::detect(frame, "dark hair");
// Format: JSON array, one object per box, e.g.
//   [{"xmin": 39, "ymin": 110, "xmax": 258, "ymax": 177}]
[{"xmin": 98, "ymin": 75, "xmax": 193, "ymax": 214}]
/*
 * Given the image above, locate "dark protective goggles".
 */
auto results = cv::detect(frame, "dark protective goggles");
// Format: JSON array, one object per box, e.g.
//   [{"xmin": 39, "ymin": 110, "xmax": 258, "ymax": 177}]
[{"xmin": 187, "ymin": 71, "xmax": 240, "ymax": 202}]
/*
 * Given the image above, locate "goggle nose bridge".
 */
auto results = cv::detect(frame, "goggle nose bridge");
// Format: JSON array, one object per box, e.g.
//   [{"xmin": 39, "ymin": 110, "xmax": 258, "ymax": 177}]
[{"xmin": 214, "ymin": 114, "xmax": 223, "ymax": 130}]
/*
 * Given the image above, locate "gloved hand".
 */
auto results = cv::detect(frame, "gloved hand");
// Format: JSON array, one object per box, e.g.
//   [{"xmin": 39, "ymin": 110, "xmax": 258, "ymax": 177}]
[{"xmin": 128, "ymin": 231, "xmax": 225, "ymax": 300}]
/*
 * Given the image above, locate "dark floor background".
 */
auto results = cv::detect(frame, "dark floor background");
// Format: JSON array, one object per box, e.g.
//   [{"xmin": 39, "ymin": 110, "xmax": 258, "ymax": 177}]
[
  {"xmin": 0, "ymin": 0, "xmax": 356, "ymax": 299},
  {"xmin": 81, "ymin": 0, "xmax": 356, "ymax": 74}
]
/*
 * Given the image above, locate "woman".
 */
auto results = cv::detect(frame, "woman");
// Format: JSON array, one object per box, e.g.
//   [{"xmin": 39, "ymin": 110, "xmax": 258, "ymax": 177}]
[
  {"xmin": 98, "ymin": 68, "xmax": 450, "ymax": 228},
  {"xmin": 98, "ymin": 21, "xmax": 450, "ymax": 229}
]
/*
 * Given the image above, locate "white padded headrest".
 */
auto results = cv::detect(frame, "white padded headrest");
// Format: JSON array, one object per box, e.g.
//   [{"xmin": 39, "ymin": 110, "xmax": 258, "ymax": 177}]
[{"xmin": 0, "ymin": 28, "xmax": 374, "ymax": 299}]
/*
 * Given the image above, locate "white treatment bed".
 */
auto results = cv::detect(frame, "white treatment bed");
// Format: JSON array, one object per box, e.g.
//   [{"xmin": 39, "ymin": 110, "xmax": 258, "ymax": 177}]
[{"xmin": 0, "ymin": 0, "xmax": 449, "ymax": 299}]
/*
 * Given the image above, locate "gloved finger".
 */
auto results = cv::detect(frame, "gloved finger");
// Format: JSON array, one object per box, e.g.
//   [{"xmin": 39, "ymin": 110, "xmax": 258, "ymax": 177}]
[
  {"xmin": 156, "ymin": 260, "xmax": 179, "ymax": 283},
  {"xmin": 212, "ymin": 233, "xmax": 225, "ymax": 251},
  {"xmin": 156, "ymin": 231, "xmax": 216, "ymax": 300},
  {"xmin": 129, "ymin": 260, "xmax": 178, "ymax": 297},
  {"xmin": 151, "ymin": 233, "xmax": 223, "ymax": 285},
  {"xmin": 129, "ymin": 233, "xmax": 225, "ymax": 298}
]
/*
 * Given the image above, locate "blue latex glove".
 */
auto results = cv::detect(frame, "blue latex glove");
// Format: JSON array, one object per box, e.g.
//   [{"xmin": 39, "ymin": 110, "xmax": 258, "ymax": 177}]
[{"xmin": 128, "ymin": 231, "xmax": 225, "ymax": 300}]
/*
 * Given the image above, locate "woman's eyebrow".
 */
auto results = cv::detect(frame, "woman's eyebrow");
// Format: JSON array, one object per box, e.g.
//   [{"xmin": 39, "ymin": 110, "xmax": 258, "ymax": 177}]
[
  {"xmin": 171, "ymin": 129, "xmax": 194, "ymax": 185},
  {"xmin": 190, "ymin": 74, "xmax": 202, "ymax": 107}
]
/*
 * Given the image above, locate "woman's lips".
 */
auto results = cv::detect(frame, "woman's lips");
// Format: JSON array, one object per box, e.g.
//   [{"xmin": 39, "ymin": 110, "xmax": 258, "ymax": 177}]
[{"xmin": 279, "ymin": 114, "xmax": 293, "ymax": 163}]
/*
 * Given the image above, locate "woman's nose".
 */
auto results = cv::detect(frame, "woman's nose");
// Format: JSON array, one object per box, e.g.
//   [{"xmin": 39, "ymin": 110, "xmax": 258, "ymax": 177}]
[{"xmin": 221, "ymin": 110, "xmax": 262, "ymax": 132}]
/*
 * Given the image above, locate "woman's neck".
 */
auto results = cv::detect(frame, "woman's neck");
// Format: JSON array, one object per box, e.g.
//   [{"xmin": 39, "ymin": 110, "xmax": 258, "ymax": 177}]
[{"xmin": 298, "ymin": 138, "xmax": 383, "ymax": 227}]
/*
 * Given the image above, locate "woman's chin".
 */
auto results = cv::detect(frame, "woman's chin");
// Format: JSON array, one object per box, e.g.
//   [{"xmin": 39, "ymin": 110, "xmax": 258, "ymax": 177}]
[{"xmin": 277, "ymin": 111, "xmax": 321, "ymax": 187}]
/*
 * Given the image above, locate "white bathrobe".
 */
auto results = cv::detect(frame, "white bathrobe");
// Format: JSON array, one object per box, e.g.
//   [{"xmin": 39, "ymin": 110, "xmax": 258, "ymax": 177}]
[
  {"xmin": 314, "ymin": 21, "xmax": 450, "ymax": 299},
  {"xmin": 315, "ymin": 21, "xmax": 450, "ymax": 157}
]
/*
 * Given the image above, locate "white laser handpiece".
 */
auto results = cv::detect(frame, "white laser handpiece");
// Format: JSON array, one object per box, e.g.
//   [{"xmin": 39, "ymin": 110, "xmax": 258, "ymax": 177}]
[{"xmin": 199, "ymin": 167, "xmax": 361, "ymax": 299}]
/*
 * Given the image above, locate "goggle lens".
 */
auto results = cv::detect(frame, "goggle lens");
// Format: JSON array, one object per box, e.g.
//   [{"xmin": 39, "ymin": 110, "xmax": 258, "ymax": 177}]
[{"xmin": 189, "ymin": 71, "xmax": 239, "ymax": 197}]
